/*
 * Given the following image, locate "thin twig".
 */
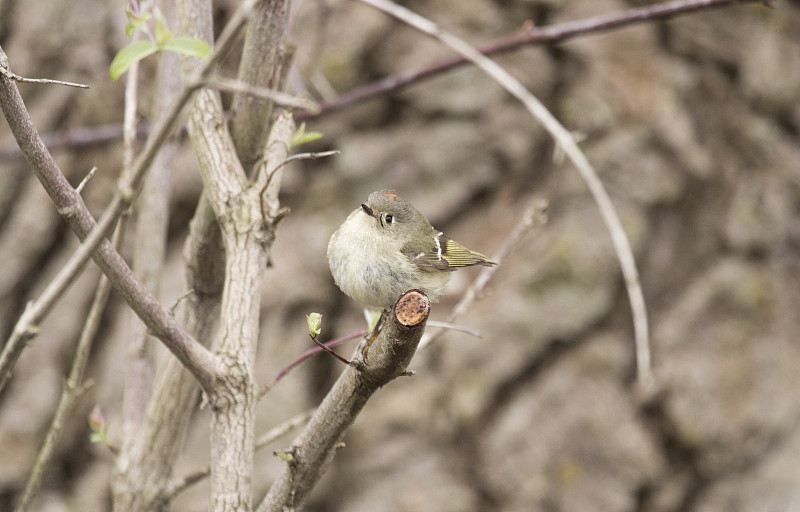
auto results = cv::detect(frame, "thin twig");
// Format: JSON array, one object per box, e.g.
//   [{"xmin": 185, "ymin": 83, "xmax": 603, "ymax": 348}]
[
  {"xmin": 258, "ymin": 149, "xmax": 341, "ymax": 222},
  {"xmin": 260, "ymin": 150, "xmax": 341, "ymax": 195},
  {"xmin": 75, "ymin": 167, "xmax": 98, "ymax": 195},
  {"xmin": 0, "ymin": 0, "xmax": 265, "ymax": 392},
  {"xmin": 279, "ymin": 149, "xmax": 340, "ymax": 167},
  {"xmin": 259, "ymin": 150, "xmax": 340, "ymax": 213},
  {"xmin": 161, "ymin": 471, "xmax": 208, "ymax": 504},
  {"xmin": 14, "ymin": 223, "xmax": 124, "ymax": 512},
  {"xmin": 359, "ymin": 0, "xmax": 654, "ymax": 391},
  {"xmin": 312, "ymin": 337, "xmax": 352, "ymax": 366},
  {"xmin": 255, "ymin": 409, "xmax": 316, "ymax": 448},
  {"xmin": 161, "ymin": 409, "xmax": 314, "ymax": 501},
  {"xmin": 259, "ymin": 331, "xmax": 365, "ymax": 398},
  {"xmin": 264, "ymin": 149, "xmax": 340, "ymax": 186},
  {"xmin": 424, "ymin": 320, "xmax": 483, "ymax": 339},
  {"xmin": 208, "ymin": 76, "xmax": 321, "ymax": 113},
  {"xmin": 419, "ymin": 200, "xmax": 549, "ymax": 350},
  {"xmin": 0, "ymin": 230, "xmax": 99, "ymax": 393},
  {"xmin": 0, "ymin": 0, "xmax": 763, "ymax": 161},
  {"xmin": 0, "ymin": 63, "xmax": 89, "ymax": 89},
  {"xmin": 0, "ymin": 55, "xmax": 215, "ymax": 393},
  {"xmin": 169, "ymin": 288, "xmax": 196, "ymax": 315},
  {"xmin": 307, "ymin": 0, "xmax": 768, "ymax": 119}
]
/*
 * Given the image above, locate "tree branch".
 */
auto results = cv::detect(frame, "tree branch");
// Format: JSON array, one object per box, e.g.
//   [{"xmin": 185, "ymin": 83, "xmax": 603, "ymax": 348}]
[
  {"xmin": 208, "ymin": 76, "xmax": 319, "ymax": 113},
  {"xmin": 0, "ymin": 0, "xmax": 766, "ymax": 161},
  {"xmin": 179, "ymin": 1, "xmax": 294, "ymax": 509},
  {"xmin": 0, "ymin": 44, "xmax": 220, "ymax": 395},
  {"xmin": 256, "ymin": 290, "xmax": 431, "ymax": 512},
  {"xmin": 112, "ymin": 20, "xmax": 228, "ymax": 502},
  {"xmin": 303, "ymin": 0, "xmax": 770, "ymax": 119},
  {"xmin": 112, "ymin": 1, "xmax": 296, "ymax": 507},
  {"xmin": 357, "ymin": 0, "xmax": 654, "ymax": 391},
  {"xmin": 160, "ymin": 408, "xmax": 315, "ymax": 501},
  {"xmin": 0, "ymin": 61, "xmax": 89, "ymax": 89},
  {"xmin": 259, "ymin": 331, "xmax": 365, "ymax": 396},
  {"xmin": 229, "ymin": 0, "xmax": 292, "ymax": 175},
  {"xmin": 14, "ymin": 225, "xmax": 123, "ymax": 512},
  {"xmin": 0, "ymin": 0, "xmax": 262, "ymax": 395}
]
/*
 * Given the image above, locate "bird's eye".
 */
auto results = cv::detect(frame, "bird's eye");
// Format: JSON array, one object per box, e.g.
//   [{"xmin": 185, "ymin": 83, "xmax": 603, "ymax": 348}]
[{"xmin": 385, "ymin": 214, "xmax": 393, "ymax": 224}]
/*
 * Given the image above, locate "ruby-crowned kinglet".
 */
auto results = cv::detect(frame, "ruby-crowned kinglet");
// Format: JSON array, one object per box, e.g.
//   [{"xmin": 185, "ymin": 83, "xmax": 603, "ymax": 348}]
[{"xmin": 327, "ymin": 190, "xmax": 496, "ymax": 312}]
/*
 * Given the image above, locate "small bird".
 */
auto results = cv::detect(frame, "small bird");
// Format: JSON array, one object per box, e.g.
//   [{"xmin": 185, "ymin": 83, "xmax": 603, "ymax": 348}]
[{"xmin": 327, "ymin": 190, "xmax": 496, "ymax": 352}]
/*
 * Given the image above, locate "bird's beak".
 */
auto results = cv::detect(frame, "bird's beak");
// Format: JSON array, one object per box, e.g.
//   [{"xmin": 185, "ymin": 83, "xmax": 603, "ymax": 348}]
[{"xmin": 360, "ymin": 203, "xmax": 375, "ymax": 218}]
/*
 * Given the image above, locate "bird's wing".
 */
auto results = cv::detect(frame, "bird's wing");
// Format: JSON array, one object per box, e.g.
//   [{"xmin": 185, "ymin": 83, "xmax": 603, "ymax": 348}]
[{"xmin": 403, "ymin": 233, "xmax": 495, "ymax": 272}]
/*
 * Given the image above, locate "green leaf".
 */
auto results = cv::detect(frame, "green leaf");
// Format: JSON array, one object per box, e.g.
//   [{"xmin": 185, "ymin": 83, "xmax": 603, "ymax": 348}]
[
  {"xmin": 162, "ymin": 37, "xmax": 212, "ymax": 59},
  {"xmin": 110, "ymin": 40, "xmax": 157, "ymax": 80},
  {"xmin": 87, "ymin": 404, "xmax": 111, "ymax": 445},
  {"xmin": 291, "ymin": 122, "xmax": 324, "ymax": 148},
  {"xmin": 125, "ymin": 5, "xmax": 151, "ymax": 36},
  {"xmin": 153, "ymin": 8, "xmax": 174, "ymax": 45},
  {"xmin": 88, "ymin": 423, "xmax": 110, "ymax": 445},
  {"xmin": 156, "ymin": 30, "xmax": 177, "ymax": 48},
  {"xmin": 275, "ymin": 450, "xmax": 294, "ymax": 462},
  {"xmin": 306, "ymin": 312, "xmax": 322, "ymax": 340}
]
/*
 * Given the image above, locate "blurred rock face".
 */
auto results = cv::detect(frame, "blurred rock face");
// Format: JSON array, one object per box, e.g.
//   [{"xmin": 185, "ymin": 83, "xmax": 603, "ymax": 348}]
[{"xmin": 1, "ymin": 0, "xmax": 799, "ymax": 511}]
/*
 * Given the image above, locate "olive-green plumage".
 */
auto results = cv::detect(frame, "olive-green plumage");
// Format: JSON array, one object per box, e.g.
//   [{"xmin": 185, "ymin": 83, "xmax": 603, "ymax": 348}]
[{"xmin": 327, "ymin": 190, "xmax": 496, "ymax": 310}]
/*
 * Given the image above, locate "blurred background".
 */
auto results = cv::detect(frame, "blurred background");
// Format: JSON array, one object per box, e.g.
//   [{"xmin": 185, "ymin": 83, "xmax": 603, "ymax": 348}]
[{"xmin": 1, "ymin": 0, "xmax": 800, "ymax": 510}]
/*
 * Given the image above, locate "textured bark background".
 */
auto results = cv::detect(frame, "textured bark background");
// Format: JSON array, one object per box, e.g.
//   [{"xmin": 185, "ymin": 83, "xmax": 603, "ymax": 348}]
[{"xmin": 1, "ymin": 0, "xmax": 799, "ymax": 511}]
